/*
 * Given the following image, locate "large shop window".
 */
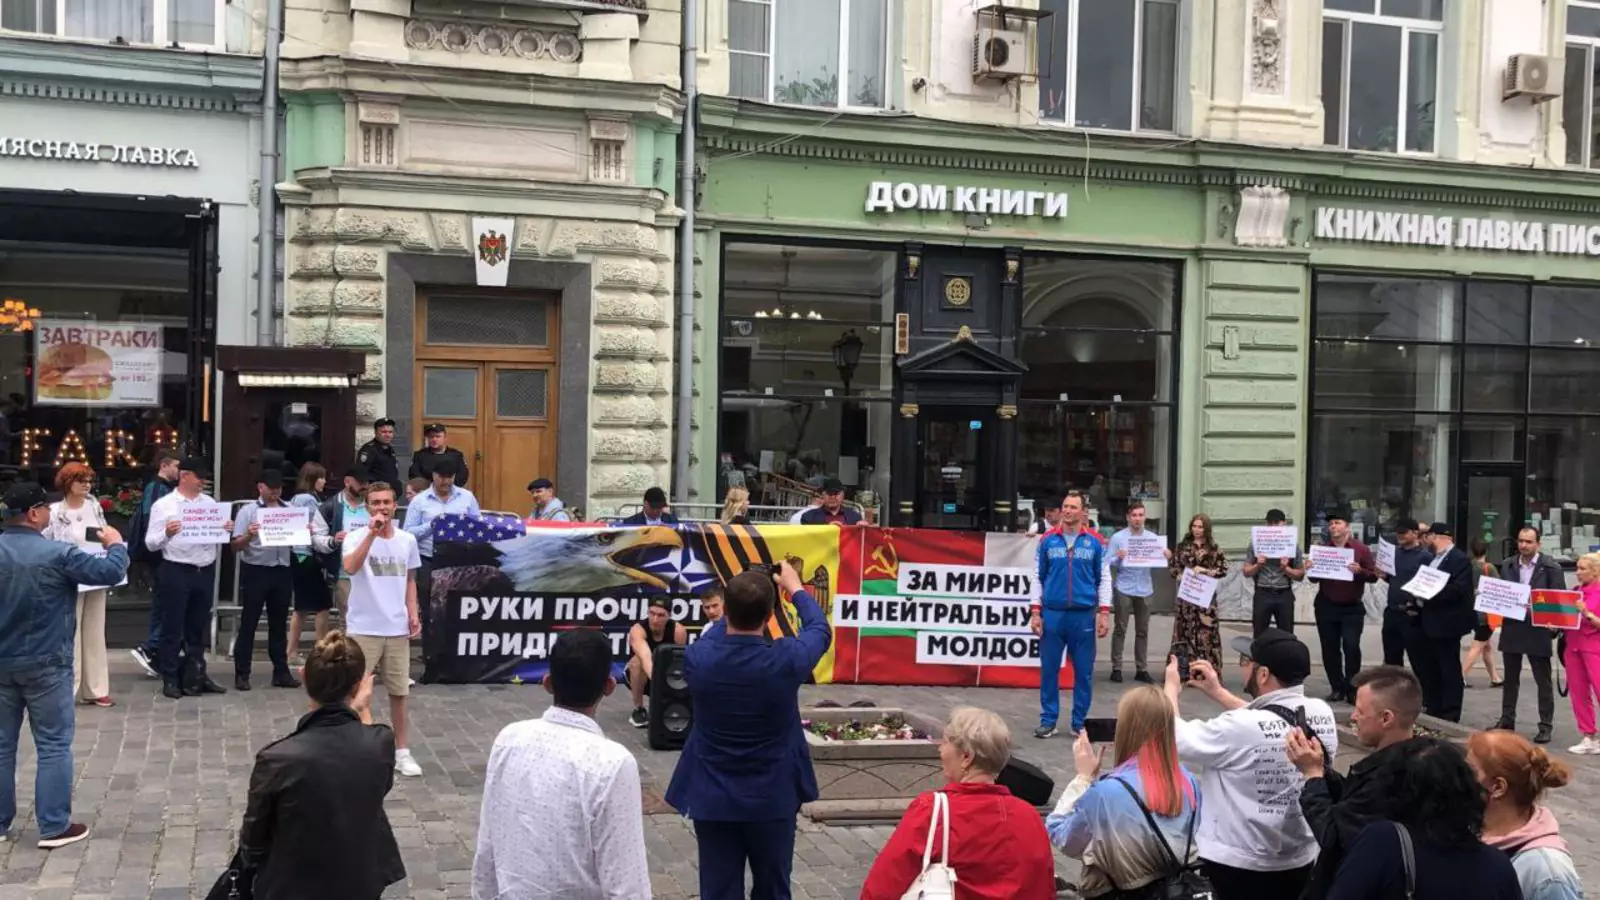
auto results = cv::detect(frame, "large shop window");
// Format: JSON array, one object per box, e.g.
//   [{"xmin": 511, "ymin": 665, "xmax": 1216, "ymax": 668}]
[
  {"xmin": 1565, "ymin": 1, "xmax": 1600, "ymax": 167},
  {"xmin": 1017, "ymin": 257, "xmax": 1178, "ymax": 533},
  {"xmin": 718, "ymin": 242, "xmax": 896, "ymax": 513},
  {"xmin": 1038, "ymin": 0, "xmax": 1180, "ymax": 132},
  {"xmin": 1321, "ymin": 0, "xmax": 1442, "ymax": 154},
  {"xmin": 727, "ymin": 0, "xmax": 890, "ymax": 109},
  {"xmin": 1310, "ymin": 274, "xmax": 1600, "ymax": 559},
  {"xmin": 0, "ymin": 0, "xmax": 223, "ymax": 47}
]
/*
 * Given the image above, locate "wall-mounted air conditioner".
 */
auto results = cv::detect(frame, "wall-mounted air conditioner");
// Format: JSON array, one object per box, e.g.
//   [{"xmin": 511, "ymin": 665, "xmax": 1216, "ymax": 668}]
[
  {"xmin": 1503, "ymin": 53, "xmax": 1560, "ymax": 103},
  {"xmin": 973, "ymin": 29, "xmax": 1028, "ymax": 80}
]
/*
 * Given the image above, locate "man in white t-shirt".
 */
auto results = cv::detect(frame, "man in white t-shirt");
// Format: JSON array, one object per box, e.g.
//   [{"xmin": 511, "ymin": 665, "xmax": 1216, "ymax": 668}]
[
  {"xmin": 341, "ymin": 481, "xmax": 424, "ymax": 778},
  {"xmin": 1163, "ymin": 628, "xmax": 1338, "ymax": 900}
]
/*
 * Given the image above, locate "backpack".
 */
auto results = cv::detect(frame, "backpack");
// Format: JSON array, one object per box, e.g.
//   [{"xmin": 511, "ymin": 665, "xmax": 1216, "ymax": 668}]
[
  {"xmin": 1109, "ymin": 777, "xmax": 1214, "ymax": 900},
  {"xmin": 126, "ymin": 478, "xmax": 171, "ymax": 563}
]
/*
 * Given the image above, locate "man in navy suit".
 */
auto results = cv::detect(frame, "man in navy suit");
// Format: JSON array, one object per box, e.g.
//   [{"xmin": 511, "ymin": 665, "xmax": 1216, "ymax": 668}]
[
  {"xmin": 664, "ymin": 560, "xmax": 832, "ymax": 900},
  {"xmin": 1405, "ymin": 522, "xmax": 1475, "ymax": 722},
  {"xmin": 620, "ymin": 486, "xmax": 679, "ymax": 526}
]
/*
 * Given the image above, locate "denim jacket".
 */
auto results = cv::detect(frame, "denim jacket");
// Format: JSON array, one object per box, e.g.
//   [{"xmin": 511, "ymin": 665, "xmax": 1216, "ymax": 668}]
[{"xmin": 0, "ymin": 527, "xmax": 128, "ymax": 673}]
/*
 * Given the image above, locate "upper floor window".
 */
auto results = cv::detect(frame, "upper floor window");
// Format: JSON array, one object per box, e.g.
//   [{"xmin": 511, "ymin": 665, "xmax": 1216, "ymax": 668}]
[
  {"xmin": 1322, "ymin": 0, "xmax": 1443, "ymax": 154},
  {"xmin": 1038, "ymin": 0, "xmax": 1180, "ymax": 132},
  {"xmin": 727, "ymin": 0, "xmax": 889, "ymax": 109},
  {"xmin": 0, "ymin": 0, "xmax": 221, "ymax": 47},
  {"xmin": 1564, "ymin": 0, "xmax": 1600, "ymax": 167}
]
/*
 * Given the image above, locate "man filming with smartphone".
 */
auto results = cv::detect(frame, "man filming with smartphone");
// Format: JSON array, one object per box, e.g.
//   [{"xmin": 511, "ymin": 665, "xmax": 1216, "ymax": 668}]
[{"xmin": 1161, "ymin": 628, "xmax": 1338, "ymax": 900}]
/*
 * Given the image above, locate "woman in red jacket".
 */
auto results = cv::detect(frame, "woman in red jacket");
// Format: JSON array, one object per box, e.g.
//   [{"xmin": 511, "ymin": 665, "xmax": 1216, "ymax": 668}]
[{"xmin": 860, "ymin": 707, "xmax": 1057, "ymax": 899}]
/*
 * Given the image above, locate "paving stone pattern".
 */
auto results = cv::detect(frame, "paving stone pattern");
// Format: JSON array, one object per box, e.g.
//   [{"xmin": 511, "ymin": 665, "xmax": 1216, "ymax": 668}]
[{"xmin": 1, "ymin": 616, "xmax": 1598, "ymax": 898}]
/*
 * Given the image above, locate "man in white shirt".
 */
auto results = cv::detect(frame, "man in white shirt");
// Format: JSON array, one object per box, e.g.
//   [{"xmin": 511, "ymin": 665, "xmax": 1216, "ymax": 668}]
[
  {"xmin": 1163, "ymin": 628, "xmax": 1338, "ymax": 900},
  {"xmin": 143, "ymin": 457, "xmax": 233, "ymax": 700},
  {"xmin": 472, "ymin": 628, "xmax": 650, "ymax": 900},
  {"xmin": 342, "ymin": 481, "xmax": 424, "ymax": 778}
]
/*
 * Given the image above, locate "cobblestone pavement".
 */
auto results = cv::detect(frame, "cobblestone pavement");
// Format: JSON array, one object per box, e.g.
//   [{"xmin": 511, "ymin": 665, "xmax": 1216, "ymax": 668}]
[{"xmin": 1, "ymin": 615, "xmax": 1598, "ymax": 898}]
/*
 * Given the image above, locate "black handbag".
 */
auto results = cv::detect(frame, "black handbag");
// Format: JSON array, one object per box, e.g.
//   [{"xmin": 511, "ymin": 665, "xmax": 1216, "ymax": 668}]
[
  {"xmin": 1109, "ymin": 777, "xmax": 1215, "ymax": 900},
  {"xmin": 204, "ymin": 850, "xmax": 255, "ymax": 900}
]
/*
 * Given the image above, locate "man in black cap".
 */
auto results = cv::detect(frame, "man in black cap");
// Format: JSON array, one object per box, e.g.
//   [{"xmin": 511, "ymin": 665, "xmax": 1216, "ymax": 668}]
[
  {"xmin": 357, "ymin": 418, "xmax": 401, "ymax": 489},
  {"xmin": 409, "ymin": 423, "xmax": 470, "ymax": 489},
  {"xmin": 527, "ymin": 478, "xmax": 572, "ymax": 522},
  {"xmin": 143, "ymin": 457, "xmax": 232, "ymax": 699},
  {"xmin": 1407, "ymin": 522, "xmax": 1474, "ymax": 721},
  {"xmin": 621, "ymin": 487, "xmax": 679, "ymax": 526},
  {"xmin": 1379, "ymin": 518, "xmax": 1430, "ymax": 667},
  {"xmin": 800, "ymin": 478, "xmax": 862, "ymax": 525},
  {"xmin": 0, "ymin": 482, "xmax": 127, "ymax": 848},
  {"xmin": 230, "ymin": 470, "xmax": 329, "ymax": 691}
]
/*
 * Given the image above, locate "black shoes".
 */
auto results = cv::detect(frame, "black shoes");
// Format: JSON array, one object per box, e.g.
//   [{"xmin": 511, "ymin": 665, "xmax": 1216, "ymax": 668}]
[
  {"xmin": 272, "ymin": 671, "xmax": 302, "ymax": 689},
  {"xmin": 186, "ymin": 676, "xmax": 226, "ymax": 695},
  {"xmin": 1134, "ymin": 671, "xmax": 1155, "ymax": 684},
  {"xmin": 235, "ymin": 674, "xmax": 252, "ymax": 692},
  {"xmin": 1535, "ymin": 724, "xmax": 1553, "ymax": 745},
  {"xmin": 1109, "ymin": 671, "xmax": 1124, "ymax": 683},
  {"xmin": 162, "ymin": 679, "xmax": 184, "ymax": 700},
  {"xmin": 629, "ymin": 708, "xmax": 649, "ymax": 728}
]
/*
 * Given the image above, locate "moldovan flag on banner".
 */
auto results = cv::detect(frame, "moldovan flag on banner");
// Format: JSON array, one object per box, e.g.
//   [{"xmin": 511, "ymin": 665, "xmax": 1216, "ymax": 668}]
[{"xmin": 1531, "ymin": 589, "xmax": 1584, "ymax": 630}]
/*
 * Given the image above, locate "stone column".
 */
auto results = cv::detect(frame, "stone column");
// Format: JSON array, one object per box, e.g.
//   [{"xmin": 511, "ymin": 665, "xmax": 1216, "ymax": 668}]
[{"xmin": 579, "ymin": 13, "xmax": 638, "ymax": 82}]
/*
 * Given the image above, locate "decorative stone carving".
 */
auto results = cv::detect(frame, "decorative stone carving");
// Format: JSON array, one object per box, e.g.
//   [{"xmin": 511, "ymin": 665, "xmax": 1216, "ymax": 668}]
[
  {"xmin": 1249, "ymin": 0, "xmax": 1284, "ymax": 96},
  {"xmin": 403, "ymin": 20, "xmax": 580, "ymax": 61},
  {"xmin": 1233, "ymin": 185, "xmax": 1291, "ymax": 248}
]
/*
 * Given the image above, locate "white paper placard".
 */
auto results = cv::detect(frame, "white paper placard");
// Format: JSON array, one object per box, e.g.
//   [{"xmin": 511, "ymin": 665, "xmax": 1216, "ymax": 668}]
[
  {"xmin": 472, "ymin": 216, "xmax": 515, "ymax": 287},
  {"xmin": 1403, "ymin": 566, "xmax": 1450, "ymax": 600},
  {"xmin": 1123, "ymin": 533, "xmax": 1169, "ymax": 568},
  {"xmin": 1475, "ymin": 576, "xmax": 1530, "ymax": 622},
  {"xmin": 1177, "ymin": 569, "xmax": 1218, "ymax": 609},
  {"xmin": 172, "ymin": 501, "xmax": 230, "ymax": 545},
  {"xmin": 1308, "ymin": 545, "xmax": 1355, "ymax": 581},
  {"xmin": 77, "ymin": 547, "xmax": 128, "ymax": 592},
  {"xmin": 1251, "ymin": 525, "xmax": 1299, "ymax": 560},
  {"xmin": 258, "ymin": 507, "xmax": 312, "ymax": 547},
  {"xmin": 1376, "ymin": 538, "xmax": 1397, "ymax": 576}
]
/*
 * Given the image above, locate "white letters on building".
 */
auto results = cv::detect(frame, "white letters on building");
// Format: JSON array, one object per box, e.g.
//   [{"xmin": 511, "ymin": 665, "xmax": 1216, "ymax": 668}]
[
  {"xmin": 1313, "ymin": 206, "xmax": 1594, "ymax": 256},
  {"xmin": 866, "ymin": 181, "xmax": 1069, "ymax": 220},
  {"xmin": 0, "ymin": 138, "xmax": 199, "ymax": 168}
]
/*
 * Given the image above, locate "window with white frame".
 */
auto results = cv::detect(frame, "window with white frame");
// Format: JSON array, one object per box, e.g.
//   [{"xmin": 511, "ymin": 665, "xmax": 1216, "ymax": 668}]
[
  {"xmin": 1563, "ymin": 0, "xmax": 1600, "ymax": 167},
  {"xmin": 1322, "ymin": 0, "xmax": 1443, "ymax": 154},
  {"xmin": 727, "ymin": 0, "xmax": 890, "ymax": 108},
  {"xmin": 1037, "ymin": 0, "xmax": 1180, "ymax": 132},
  {"xmin": 0, "ymin": 0, "xmax": 222, "ymax": 47}
]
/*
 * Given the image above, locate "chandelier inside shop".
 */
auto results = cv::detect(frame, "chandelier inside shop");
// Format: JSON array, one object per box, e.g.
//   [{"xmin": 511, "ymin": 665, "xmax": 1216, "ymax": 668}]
[{"xmin": 0, "ymin": 298, "xmax": 41, "ymax": 333}]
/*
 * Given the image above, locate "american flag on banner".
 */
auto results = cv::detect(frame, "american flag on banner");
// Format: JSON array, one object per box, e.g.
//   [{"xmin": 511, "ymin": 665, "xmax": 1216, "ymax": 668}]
[{"xmin": 431, "ymin": 512, "xmax": 527, "ymax": 543}]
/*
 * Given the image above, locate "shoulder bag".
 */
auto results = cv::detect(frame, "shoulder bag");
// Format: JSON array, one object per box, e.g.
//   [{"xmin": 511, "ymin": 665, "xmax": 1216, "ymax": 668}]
[
  {"xmin": 1393, "ymin": 822, "xmax": 1416, "ymax": 900},
  {"xmin": 1109, "ymin": 777, "xmax": 1214, "ymax": 900},
  {"xmin": 900, "ymin": 791, "xmax": 958, "ymax": 900}
]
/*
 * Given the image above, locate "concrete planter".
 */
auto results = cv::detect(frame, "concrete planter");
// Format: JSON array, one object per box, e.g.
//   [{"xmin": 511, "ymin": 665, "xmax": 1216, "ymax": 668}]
[{"xmin": 802, "ymin": 707, "xmax": 945, "ymax": 803}]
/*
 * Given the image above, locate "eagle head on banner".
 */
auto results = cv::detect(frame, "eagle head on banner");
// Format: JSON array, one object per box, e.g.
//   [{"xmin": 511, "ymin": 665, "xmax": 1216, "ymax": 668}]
[{"xmin": 492, "ymin": 525, "xmax": 691, "ymax": 593}]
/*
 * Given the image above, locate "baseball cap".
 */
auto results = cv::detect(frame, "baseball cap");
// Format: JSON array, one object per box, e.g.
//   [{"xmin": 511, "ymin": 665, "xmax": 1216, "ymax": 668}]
[
  {"xmin": 258, "ymin": 470, "xmax": 284, "ymax": 488},
  {"xmin": 528, "ymin": 477, "xmax": 553, "ymax": 492},
  {"xmin": 179, "ymin": 456, "xmax": 211, "ymax": 477},
  {"xmin": 821, "ymin": 477, "xmax": 845, "ymax": 493},
  {"xmin": 1229, "ymin": 628, "xmax": 1312, "ymax": 685},
  {"xmin": 1325, "ymin": 508, "xmax": 1351, "ymax": 523},
  {"xmin": 1429, "ymin": 522, "xmax": 1454, "ymax": 538},
  {"xmin": 1, "ymin": 481, "xmax": 48, "ymax": 516},
  {"xmin": 423, "ymin": 422, "xmax": 446, "ymax": 435},
  {"xmin": 648, "ymin": 597, "xmax": 671, "ymax": 612},
  {"xmin": 1265, "ymin": 508, "xmax": 1287, "ymax": 524}
]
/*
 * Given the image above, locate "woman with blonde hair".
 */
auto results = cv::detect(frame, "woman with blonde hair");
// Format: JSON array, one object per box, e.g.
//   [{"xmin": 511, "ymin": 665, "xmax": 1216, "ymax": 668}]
[
  {"xmin": 1047, "ymin": 685, "xmax": 1203, "ymax": 897},
  {"xmin": 860, "ymin": 707, "xmax": 1057, "ymax": 899},
  {"xmin": 721, "ymin": 485, "xmax": 751, "ymax": 525},
  {"xmin": 47, "ymin": 462, "xmax": 114, "ymax": 707},
  {"xmin": 1467, "ymin": 730, "xmax": 1583, "ymax": 900},
  {"xmin": 1566, "ymin": 552, "xmax": 1600, "ymax": 756},
  {"xmin": 1168, "ymin": 513, "xmax": 1227, "ymax": 676}
]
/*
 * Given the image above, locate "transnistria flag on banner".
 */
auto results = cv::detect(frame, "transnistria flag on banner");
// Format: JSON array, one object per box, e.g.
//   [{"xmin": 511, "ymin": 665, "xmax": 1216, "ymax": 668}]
[{"xmin": 1531, "ymin": 589, "xmax": 1584, "ymax": 630}]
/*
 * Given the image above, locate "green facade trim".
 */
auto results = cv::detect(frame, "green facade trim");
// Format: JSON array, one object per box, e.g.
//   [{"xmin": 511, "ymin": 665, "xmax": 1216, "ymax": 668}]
[
  {"xmin": 633, "ymin": 121, "xmax": 678, "ymax": 198},
  {"xmin": 284, "ymin": 92, "xmax": 345, "ymax": 177}
]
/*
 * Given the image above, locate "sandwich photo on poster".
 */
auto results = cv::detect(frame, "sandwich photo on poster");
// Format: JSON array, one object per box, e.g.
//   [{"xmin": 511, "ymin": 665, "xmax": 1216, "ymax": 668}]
[{"xmin": 32, "ymin": 320, "xmax": 162, "ymax": 407}]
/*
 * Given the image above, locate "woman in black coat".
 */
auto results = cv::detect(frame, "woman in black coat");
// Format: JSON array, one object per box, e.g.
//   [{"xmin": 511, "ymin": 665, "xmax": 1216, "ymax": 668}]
[
  {"xmin": 1327, "ymin": 738, "xmax": 1521, "ymax": 900},
  {"xmin": 237, "ymin": 632, "xmax": 405, "ymax": 899}
]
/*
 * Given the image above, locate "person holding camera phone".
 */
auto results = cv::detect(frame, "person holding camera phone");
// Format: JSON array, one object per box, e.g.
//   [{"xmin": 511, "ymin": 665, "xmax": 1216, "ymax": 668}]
[
  {"xmin": 46, "ymin": 462, "xmax": 116, "ymax": 707},
  {"xmin": 1162, "ymin": 628, "xmax": 1338, "ymax": 900}
]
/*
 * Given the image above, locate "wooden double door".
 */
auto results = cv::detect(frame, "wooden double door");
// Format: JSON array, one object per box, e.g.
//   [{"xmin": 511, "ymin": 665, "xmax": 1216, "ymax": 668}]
[{"xmin": 414, "ymin": 291, "xmax": 559, "ymax": 516}]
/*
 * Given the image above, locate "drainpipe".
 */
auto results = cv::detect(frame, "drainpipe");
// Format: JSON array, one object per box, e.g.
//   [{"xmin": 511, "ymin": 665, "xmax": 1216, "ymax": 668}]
[
  {"xmin": 256, "ymin": 0, "xmax": 283, "ymax": 346},
  {"xmin": 671, "ymin": 0, "xmax": 698, "ymax": 503}
]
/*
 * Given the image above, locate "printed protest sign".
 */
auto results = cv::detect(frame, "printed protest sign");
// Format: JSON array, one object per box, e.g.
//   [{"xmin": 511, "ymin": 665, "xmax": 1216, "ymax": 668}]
[
  {"xmin": 1308, "ymin": 545, "xmax": 1355, "ymax": 581},
  {"xmin": 1403, "ymin": 566, "xmax": 1449, "ymax": 600},
  {"xmin": 1251, "ymin": 526, "xmax": 1299, "ymax": 560},
  {"xmin": 1123, "ymin": 533, "xmax": 1169, "ymax": 568},
  {"xmin": 258, "ymin": 507, "xmax": 312, "ymax": 547},
  {"xmin": 1177, "ymin": 569, "xmax": 1218, "ymax": 609},
  {"xmin": 1376, "ymin": 538, "xmax": 1396, "ymax": 576},
  {"xmin": 1474, "ymin": 576, "xmax": 1530, "ymax": 622},
  {"xmin": 172, "ymin": 501, "xmax": 229, "ymax": 545}
]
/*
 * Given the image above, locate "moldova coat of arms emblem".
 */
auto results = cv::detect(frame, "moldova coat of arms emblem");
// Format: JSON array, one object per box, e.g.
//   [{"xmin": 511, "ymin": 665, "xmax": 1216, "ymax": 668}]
[{"xmin": 477, "ymin": 229, "xmax": 508, "ymax": 266}]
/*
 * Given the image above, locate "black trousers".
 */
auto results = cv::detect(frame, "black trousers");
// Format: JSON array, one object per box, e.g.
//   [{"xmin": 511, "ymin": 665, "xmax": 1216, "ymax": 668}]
[
  {"xmin": 1201, "ymin": 859, "xmax": 1313, "ymax": 900},
  {"xmin": 695, "ymin": 818, "xmax": 797, "ymax": 900},
  {"xmin": 1381, "ymin": 608, "xmax": 1410, "ymax": 666},
  {"xmin": 234, "ymin": 563, "xmax": 292, "ymax": 677},
  {"xmin": 155, "ymin": 561, "xmax": 215, "ymax": 680},
  {"xmin": 1501, "ymin": 652, "xmax": 1555, "ymax": 728},
  {"xmin": 1315, "ymin": 600, "xmax": 1365, "ymax": 695},
  {"xmin": 1408, "ymin": 629, "xmax": 1466, "ymax": 721},
  {"xmin": 416, "ymin": 557, "xmax": 433, "ymax": 661},
  {"xmin": 1253, "ymin": 587, "xmax": 1295, "ymax": 637}
]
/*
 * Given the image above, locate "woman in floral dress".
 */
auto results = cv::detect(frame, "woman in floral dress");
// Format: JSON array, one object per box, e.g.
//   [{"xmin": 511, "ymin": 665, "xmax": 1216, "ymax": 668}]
[{"xmin": 1169, "ymin": 513, "xmax": 1227, "ymax": 677}]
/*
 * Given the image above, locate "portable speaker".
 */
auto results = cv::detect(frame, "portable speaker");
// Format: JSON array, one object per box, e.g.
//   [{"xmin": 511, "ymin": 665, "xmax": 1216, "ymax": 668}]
[
  {"xmin": 647, "ymin": 644, "xmax": 693, "ymax": 751},
  {"xmin": 996, "ymin": 755, "xmax": 1055, "ymax": 807}
]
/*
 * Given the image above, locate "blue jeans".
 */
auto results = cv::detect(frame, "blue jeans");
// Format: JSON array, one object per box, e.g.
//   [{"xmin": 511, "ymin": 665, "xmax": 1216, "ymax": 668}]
[
  {"xmin": 1039, "ymin": 606, "xmax": 1098, "ymax": 732},
  {"xmin": 141, "ymin": 562, "xmax": 165, "ymax": 655},
  {"xmin": 0, "ymin": 666, "xmax": 76, "ymax": 837}
]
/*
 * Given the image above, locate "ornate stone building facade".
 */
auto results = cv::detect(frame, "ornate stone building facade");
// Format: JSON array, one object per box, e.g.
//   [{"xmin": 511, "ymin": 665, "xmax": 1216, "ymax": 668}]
[{"xmin": 278, "ymin": 0, "xmax": 681, "ymax": 516}]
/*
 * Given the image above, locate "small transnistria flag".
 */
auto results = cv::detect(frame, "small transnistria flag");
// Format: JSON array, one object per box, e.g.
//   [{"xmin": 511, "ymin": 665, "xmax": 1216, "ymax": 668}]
[{"xmin": 1531, "ymin": 589, "xmax": 1584, "ymax": 630}]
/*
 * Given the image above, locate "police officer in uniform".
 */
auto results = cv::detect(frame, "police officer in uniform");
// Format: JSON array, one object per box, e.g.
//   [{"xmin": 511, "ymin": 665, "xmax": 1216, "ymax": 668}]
[
  {"xmin": 409, "ymin": 423, "xmax": 470, "ymax": 489},
  {"xmin": 357, "ymin": 417, "xmax": 401, "ymax": 489}
]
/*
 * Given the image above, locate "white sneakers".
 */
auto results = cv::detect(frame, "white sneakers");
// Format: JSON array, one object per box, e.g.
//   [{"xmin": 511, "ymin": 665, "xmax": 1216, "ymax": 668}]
[
  {"xmin": 1567, "ymin": 735, "xmax": 1600, "ymax": 755},
  {"xmin": 395, "ymin": 749, "xmax": 422, "ymax": 777}
]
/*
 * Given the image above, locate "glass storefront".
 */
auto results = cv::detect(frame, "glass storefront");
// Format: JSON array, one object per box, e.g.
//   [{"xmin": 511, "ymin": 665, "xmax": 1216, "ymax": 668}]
[{"xmin": 1309, "ymin": 272, "xmax": 1600, "ymax": 559}]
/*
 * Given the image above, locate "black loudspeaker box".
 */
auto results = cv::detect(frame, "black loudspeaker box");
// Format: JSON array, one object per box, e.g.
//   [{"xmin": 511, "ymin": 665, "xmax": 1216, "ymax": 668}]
[
  {"xmin": 997, "ymin": 756, "xmax": 1055, "ymax": 807},
  {"xmin": 647, "ymin": 644, "xmax": 693, "ymax": 751}
]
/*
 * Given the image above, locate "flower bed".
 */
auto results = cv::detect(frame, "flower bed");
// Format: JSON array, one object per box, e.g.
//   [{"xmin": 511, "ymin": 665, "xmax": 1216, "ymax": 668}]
[
  {"xmin": 804, "ymin": 714, "xmax": 931, "ymax": 743},
  {"xmin": 802, "ymin": 707, "xmax": 944, "ymax": 805}
]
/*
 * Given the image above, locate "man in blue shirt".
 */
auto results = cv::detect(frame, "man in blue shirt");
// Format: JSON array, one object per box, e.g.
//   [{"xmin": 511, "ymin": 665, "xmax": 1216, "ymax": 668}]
[
  {"xmin": 0, "ymin": 482, "xmax": 128, "ymax": 849},
  {"xmin": 1107, "ymin": 499, "xmax": 1171, "ymax": 684},
  {"xmin": 1030, "ymin": 490, "xmax": 1112, "ymax": 739},
  {"xmin": 1381, "ymin": 518, "xmax": 1431, "ymax": 667},
  {"xmin": 402, "ymin": 457, "xmax": 479, "ymax": 662}
]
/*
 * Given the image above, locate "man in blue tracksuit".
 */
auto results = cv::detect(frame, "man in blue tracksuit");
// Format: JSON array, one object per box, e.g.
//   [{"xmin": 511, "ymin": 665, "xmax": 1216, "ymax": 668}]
[{"xmin": 1030, "ymin": 490, "xmax": 1111, "ymax": 739}]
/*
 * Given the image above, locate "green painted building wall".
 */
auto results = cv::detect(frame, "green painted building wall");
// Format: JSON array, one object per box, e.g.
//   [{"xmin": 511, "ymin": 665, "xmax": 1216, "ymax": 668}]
[{"xmin": 284, "ymin": 92, "xmax": 345, "ymax": 175}]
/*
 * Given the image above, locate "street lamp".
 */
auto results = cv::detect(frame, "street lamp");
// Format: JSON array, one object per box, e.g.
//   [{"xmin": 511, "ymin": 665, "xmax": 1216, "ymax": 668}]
[{"xmin": 832, "ymin": 329, "xmax": 863, "ymax": 395}]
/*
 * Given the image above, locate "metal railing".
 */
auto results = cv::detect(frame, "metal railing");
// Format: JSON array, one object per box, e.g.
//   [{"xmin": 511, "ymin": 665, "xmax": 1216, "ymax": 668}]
[{"xmin": 606, "ymin": 502, "xmax": 844, "ymax": 523}]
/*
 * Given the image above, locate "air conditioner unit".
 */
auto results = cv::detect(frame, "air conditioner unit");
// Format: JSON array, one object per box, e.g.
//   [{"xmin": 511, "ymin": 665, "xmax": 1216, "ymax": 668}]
[
  {"xmin": 973, "ymin": 29, "xmax": 1028, "ymax": 80},
  {"xmin": 1504, "ymin": 53, "xmax": 1560, "ymax": 102}
]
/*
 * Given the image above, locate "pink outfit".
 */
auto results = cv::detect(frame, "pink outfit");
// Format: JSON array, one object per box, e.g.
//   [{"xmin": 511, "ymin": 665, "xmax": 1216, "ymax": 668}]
[{"xmin": 1566, "ymin": 582, "xmax": 1600, "ymax": 735}]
